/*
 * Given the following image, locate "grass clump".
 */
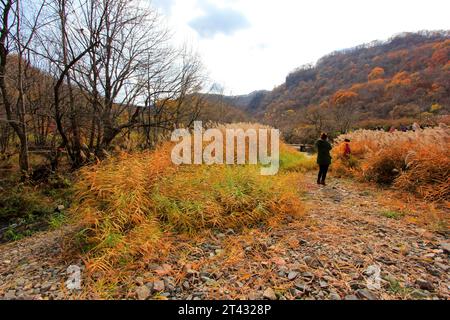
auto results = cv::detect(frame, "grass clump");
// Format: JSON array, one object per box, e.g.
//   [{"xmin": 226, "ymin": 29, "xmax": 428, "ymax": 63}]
[
  {"xmin": 152, "ymin": 165, "xmax": 303, "ymax": 233},
  {"xmin": 380, "ymin": 210, "xmax": 405, "ymax": 220},
  {"xmin": 279, "ymin": 145, "xmax": 316, "ymax": 173},
  {"xmin": 332, "ymin": 125, "xmax": 450, "ymax": 202},
  {"xmin": 71, "ymin": 126, "xmax": 305, "ymax": 278}
]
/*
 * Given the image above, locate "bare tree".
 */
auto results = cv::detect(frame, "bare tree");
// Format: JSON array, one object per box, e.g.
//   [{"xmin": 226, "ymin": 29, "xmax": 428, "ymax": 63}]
[
  {"xmin": 330, "ymin": 90, "xmax": 359, "ymax": 134},
  {"xmin": 303, "ymin": 103, "xmax": 329, "ymax": 137},
  {"xmin": 0, "ymin": 0, "xmax": 46, "ymax": 175}
]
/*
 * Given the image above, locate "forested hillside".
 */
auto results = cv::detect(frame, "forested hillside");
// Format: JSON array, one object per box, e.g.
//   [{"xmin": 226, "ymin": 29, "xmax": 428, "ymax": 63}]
[{"xmin": 226, "ymin": 31, "xmax": 450, "ymax": 142}]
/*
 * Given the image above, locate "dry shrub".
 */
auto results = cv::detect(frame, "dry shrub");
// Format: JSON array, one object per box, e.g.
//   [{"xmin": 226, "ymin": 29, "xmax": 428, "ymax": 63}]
[
  {"xmin": 394, "ymin": 145, "xmax": 450, "ymax": 202},
  {"xmin": 334, "ymin": 124, "xmax": 450, "ymax": 201},
  {"xmin": 71, "ymin": 123, "xmax": 305, "ymax": 277},
  {"xmin": 72, "ymin": 143, "xmax": 176, "ymax": 271},
  {"xmin": 362, "ymin": 143, "xmax": 411, "ymax": 184}
]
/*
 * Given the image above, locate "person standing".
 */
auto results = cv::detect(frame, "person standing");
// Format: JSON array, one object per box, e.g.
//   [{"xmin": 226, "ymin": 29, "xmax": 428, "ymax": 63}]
[
  {"xmin": 316, "ymin": 133, "xmax": 332, "ymax": 186},
  {"xmin": 344, "ymin": 139, "xmax": 351, "ymax": 158}
]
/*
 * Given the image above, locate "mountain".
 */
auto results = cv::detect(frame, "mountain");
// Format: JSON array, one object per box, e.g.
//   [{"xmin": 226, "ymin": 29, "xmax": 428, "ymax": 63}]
[
  {"xmin": 197, "ymin": 90, "xmax": 269, "ymax": 123},
  {"xmin": 215, "ymin": 31, "xmax": 450, "ymax": 141}
]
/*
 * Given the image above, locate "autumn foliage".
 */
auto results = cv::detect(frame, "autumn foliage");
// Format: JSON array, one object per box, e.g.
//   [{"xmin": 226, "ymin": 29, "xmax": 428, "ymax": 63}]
[
  {"xmin": 71, "ymin": 124, "xmax": 305, "ymax": 281},
  {"xmin": 332, "ymin": 125, "xmax": 450, "ymax": 202},
  {"xmin": 238, "ymin": 31, "xmax": 450, "ymax": 142}
]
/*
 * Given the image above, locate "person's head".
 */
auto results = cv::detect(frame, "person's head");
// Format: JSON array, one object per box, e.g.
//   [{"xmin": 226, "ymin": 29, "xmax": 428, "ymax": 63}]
[
  {"xmin": 320, "ymin": 133, "xmax": 328, "ymax": 141},
  {"xmin": 345, "ymin": 139, "xmax": 351, "ymax": 143}
]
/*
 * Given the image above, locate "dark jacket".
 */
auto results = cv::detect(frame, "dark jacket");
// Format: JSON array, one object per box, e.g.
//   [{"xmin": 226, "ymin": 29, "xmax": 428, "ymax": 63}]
[{"xmin": 316, "ymin": 139, "xmax": 332, "ymax": 165}]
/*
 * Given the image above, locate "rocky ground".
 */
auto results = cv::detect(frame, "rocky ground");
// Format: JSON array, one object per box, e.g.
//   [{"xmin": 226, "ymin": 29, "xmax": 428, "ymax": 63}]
[{"xmin": 0, "ymin": 174, "xmax": 448, "ymax": 300}]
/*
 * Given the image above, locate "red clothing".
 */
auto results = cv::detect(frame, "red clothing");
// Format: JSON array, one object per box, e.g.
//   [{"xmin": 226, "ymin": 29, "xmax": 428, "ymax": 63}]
[{"xmin": 344, "ymin": 143, "xmax": 351, "ymax": 157}]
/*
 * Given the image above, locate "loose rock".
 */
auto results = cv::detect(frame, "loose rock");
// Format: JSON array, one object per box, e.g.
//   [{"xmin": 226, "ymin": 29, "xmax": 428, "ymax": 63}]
[{"xmin": 263, "ymin": 288, "xmax": 277, "ymax": 300}]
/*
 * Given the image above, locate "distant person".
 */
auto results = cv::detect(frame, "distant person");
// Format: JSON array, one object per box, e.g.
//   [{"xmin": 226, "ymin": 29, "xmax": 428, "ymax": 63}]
[
  {"xmin": 389, "ymin": 126, "xmax": 396, "ymax": 133},
  {"xmin": 316, "ymin": 133, "xmax": 332, "ymax": 186},
  {"xmin": 412, "ymin": 122, "xmax": 421, "ymax": 132},
  {"xmin": 344, "ymin": 139, "xmax": 351, "ymax": 158}
]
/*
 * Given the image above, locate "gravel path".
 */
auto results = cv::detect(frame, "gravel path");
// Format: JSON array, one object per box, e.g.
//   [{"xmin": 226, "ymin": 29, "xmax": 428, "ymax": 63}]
[{"xmin": 0, "ymin": 174, "xmax": 448, "ymax": 300}]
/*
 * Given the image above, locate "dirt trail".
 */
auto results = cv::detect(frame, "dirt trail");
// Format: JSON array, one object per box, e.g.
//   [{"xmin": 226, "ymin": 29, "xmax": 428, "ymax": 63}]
[{"xmin": 0, "ymin": 174, "xmax": 448, "ymax": 300}]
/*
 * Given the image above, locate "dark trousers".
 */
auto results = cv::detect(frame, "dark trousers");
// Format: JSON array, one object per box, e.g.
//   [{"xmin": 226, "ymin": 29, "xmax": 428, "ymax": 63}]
[{"xmin": 318, "ymin": 165, "xmax": 329, "ymax": 183}]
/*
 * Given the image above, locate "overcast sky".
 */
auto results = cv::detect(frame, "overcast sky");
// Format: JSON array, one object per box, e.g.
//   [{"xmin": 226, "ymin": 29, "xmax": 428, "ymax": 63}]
[{"xmin": 150, "ymin": 0, "xmax": 450, "ymax": 95}]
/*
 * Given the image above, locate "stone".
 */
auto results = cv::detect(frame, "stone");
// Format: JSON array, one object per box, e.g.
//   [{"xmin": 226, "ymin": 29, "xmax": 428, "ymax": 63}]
[
  {"xmin": 135, "ymin": 277, "xmax": 144, "ymax": 286},
  {"xmin": 344, "ymin": 295, "xmax": 359, "ymax": 300},
  {"xmin": 349, "ymin": 281, "xmax": 365, "ymax": 290},
  {"xmin": 301, "ymin": 272, "xmax": 314, "ymax": 280},
  {"xmin": 135, "ymin": 286, "xmax": 150, "ymax": 300},
  {"xmin": 287, "ymin": 271, "xmax": 299, "ymax": 281},
  {"xmin": 277, "ymin": 270, "xmax": 286, "ymax": 277},
  {"xmin": 153, "ymin": 280, "xmax": 165, "ymax": 292},
  {"xmin": 415, "ymin": 279, "xmax": 434, "ymax": 291},
  {"xmin": 435, "ymin": 262, "xmax": 449, "ymax": 272},
  {"xmin": 329, "ymin": 292, "xmax": 341, "ymax": 300},
  {"xmin": 15, "ymin": 278, "xmax": 26, "ymax": 287},
  {"xmin": 263, "ymin": 288, "xmax": 277, "ymax": 300},
  {"xmin": 294, "ymin": 282, "xmax": 308, "ymax": 292},
  {"xmin": 356, "ymin": 289, "xmax": 378, "ymax": 300},
  {"xmin": 41, "ymin": 282, "xmax": 52, "ymax": 292},
  {"xmin": 199, "ymin": 271, "xmax": 212, "ymax": 278},
  {"xmin": 55, "ymin": 205, "xmax": 65, "ymax": 212},
  {"xmin": 201, "ymin": 276, "xmax": 215, "ymax": 285},
  {"xmin": 182, "ymin": 281, "xmax": 190, "ymax": 290},
  {"xmin": 439, "ymin": 242, "xmax": 450, "ymax": 253},
  {"xmin": 319, "ymin": 281, "xmax": 329, "ymax": 289},
  {"xmin": 4, "ymin": 290, "xmax": 16, "ymax": 300},
  {"xmin": 288, "ymin": 288, "xmax": 301, "ymax": 297},
  {"xmin": 411, "ymin": 290, "xmax": 430, "ymax": 299},
  {"xmin": 248, "ymin": 292, "xmax": 262, "ymax": 300},
  {"xmin": 426, "ymin": 267, "xmax": 440, "ymax": 277},
  {"xmin": 304, "ymin": 256, "xmax": 320, "ymax": 268}
]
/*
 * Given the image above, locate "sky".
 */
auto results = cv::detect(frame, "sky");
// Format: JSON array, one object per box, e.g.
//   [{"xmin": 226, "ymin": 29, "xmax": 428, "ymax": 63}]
[{"xmin": 149, "ymin": 0, "xmax": 450, "ymax": 95}]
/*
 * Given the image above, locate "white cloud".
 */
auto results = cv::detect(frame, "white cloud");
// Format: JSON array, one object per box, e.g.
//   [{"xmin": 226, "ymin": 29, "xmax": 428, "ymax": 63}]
[
  {"xmin": 188, "ymin": 0, "xmax": 250, "ymax": 38},
  {"xmin": 151, "ymin": 0, "xmax": 176, "ymax": 13},
  {"xmin": 152, "ymin": 0, "xmax": 450, "ymax": 95}
]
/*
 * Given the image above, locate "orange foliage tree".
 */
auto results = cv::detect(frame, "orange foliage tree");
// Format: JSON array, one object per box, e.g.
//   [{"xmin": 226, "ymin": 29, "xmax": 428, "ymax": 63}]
[{"xmin": 368, "ymin": 67, "xmax": 385, "ymax": 81}]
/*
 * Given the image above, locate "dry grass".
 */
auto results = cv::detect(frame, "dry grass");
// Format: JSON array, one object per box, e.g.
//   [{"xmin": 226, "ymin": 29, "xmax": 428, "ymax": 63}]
[
  {"xmin": 332, "ymin": 124, "xmax": 450, "ymax": 202},
  {"xmin": 69, "ymin": 123, "xmax": 306, "ymax": 296}
]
